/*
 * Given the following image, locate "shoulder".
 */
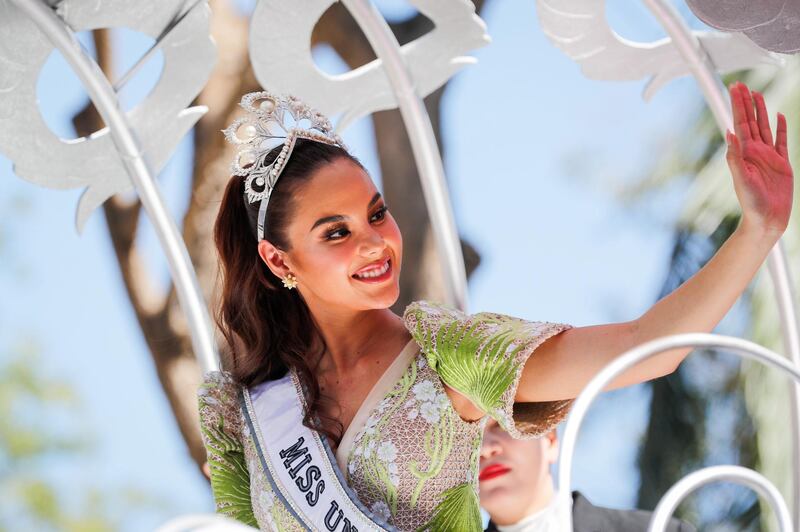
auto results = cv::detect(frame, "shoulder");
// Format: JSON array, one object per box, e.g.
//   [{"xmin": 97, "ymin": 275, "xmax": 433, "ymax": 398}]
[
  {"xmin": 403, "ymin": 300, "xmax": 573, "ymax": 434},
  {"xmin": 572, "ymin": 492, "xmax": 695, "ymax": 532},
  {"xmin": 403, "ymin": 300, "xmax": 571, "ymax": 338},
  {"xmin": 197, "ymin": 370, "xmax": 247, "ymax": 436},
  {"xmin": 198, "ymin": 371, "xmax": 242, "ymax": 408},
  {"xmin": 402, "ymin": 300, "xmax": 460, "ymax": 336},
  {"xmin": 403, "ymin": 300, "xmax": 572, "ymax": 367}
]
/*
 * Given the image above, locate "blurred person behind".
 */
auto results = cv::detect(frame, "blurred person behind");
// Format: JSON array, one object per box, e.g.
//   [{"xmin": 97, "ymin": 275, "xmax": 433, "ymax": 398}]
[{"xmin": 479, "ymin": 419, "xmax": 695, "ymax": 531}]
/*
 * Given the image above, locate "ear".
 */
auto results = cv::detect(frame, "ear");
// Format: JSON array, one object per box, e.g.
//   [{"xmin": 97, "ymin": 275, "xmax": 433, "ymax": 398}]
[
  {"xmin": 258, "ymin": 239, "xmax": 292, "ymax": 280},
  {"xmin": 544, "ymin": 429, "xmax": 559, "ymax": 465}
]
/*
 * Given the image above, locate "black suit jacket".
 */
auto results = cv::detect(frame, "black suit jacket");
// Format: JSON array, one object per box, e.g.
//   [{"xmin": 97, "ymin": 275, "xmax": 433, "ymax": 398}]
[{"xmin": 486, "ymin": 492, "xmax": 695, "ymax": 532}]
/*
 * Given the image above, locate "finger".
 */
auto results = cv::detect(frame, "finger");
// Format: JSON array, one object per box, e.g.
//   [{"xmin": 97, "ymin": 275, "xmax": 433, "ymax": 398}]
[
  {"xmin": 753, "ymin": 91, "xmax": 773, "ymax": 145},
  {"xmin": 740, "ymin": 84, "xmax": 761, "ymax": 142},
  {"xmin": 725, "ymin": 129, "xmax": 748, "ymax": 182},
  {"xmin": 776, "ymin": 112, "xmax": 789, "ymax": 159},
  {"xmin": 726, "ymin": 129, "xmax": 742, "ymax": 165},
  {"xmin": 730, "ymin": 83, "xmax": 752, "ymax": 140}
]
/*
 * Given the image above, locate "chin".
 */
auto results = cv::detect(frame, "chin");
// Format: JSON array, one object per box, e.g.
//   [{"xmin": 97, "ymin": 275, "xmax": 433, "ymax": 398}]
[
  {"xmin": 479, "ymin": 490, "xmax": 510, "ymax": 513},
  {"xmin": 368, "ymin": 285, "xmax": 401, "ymax": 309},
  {"xmin": 348, "ymin": 272, "xmax": 401, "ymax": 306}
]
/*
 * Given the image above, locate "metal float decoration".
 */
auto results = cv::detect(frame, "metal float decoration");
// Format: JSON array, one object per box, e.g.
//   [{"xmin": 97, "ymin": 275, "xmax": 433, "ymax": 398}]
[
  {"xmin": 249, "ymin": 0, "xmax": 490, "ymax": 310},
  {"xmin": 0, "ymin": 0, "xmax": 487, "ymax": 372},
  {"xmin": 537, "ymin": 0, "xmax": 800, "ymax": 529},
  {"xmin": 559, "ymin": 334, "xmax": 797, "ymax": 532},
  {"xmin": 686, "ymin": 0, "xmax": 800, "ymax": 54},
  {"xmin": 0, "ymin": 0, "xmax": 220, "ymax": 372},
  {"xmin": 2, "ymin": 0, "xmax": 800, "ymax": 529}
]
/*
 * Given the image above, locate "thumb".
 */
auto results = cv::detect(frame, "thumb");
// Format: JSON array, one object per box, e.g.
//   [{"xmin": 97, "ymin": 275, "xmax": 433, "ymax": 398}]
[
  {"xmin": 726, "ymin": 130, "xmax": 742, "ymax": 161},
  {"xmin": 726, "ymin": 130, "xmax": 746, "ymax": 178}
]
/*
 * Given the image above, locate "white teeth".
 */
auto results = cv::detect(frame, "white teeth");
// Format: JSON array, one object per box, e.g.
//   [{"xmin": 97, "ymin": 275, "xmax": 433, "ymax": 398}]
[{"xmin": 355, "ymin": 260, "xmax": 390, "ymax": 279}]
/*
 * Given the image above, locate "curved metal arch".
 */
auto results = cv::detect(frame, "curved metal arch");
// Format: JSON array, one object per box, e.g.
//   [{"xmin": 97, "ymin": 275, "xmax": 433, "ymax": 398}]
[
  {"xmin": 337, "ymin": 0, "xmax": 470, "ymax": 311},
  {"xmin": 647, "ymin": 466, "xmax": 792, "ymax": 532},
  {"xmin": 537, "ymin": 0, "xmax": 800, "ymax": 524},
  {"xmin": 557, "ymin": 333, "xmax": 800, "ymax": 531}
]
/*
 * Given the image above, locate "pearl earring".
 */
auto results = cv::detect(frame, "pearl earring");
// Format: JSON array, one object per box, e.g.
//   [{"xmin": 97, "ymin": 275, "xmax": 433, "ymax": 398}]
[{"xmin": 282, "ymin": 273, "xmax": 298, "ymax": 290}]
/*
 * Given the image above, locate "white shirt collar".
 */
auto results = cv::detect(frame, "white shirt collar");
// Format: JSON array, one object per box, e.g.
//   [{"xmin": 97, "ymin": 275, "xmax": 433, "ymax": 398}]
[{"xmin": 495, "ymin": 492, "xmax": 568, "ymax": 532}]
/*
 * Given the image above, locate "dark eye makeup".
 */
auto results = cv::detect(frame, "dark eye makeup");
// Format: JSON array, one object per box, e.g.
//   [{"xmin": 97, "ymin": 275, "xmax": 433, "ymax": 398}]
[
  {"xmin": 324, "ymin": 224, "xmax": 349, "ymax": 240},
  {"xmin": 322, "ymin": 204, "xmax": 389, "ymax": 241},
  {"xmin": 370, "ymin": 205, "xmax": 388, "ymax": 222}
]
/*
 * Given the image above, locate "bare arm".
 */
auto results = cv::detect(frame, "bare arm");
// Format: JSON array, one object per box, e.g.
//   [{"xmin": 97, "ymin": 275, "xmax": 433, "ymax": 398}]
[
  {"xmin": 517, "ymin": 220, "xmax": 777, "ymax": 402},
  {"xmin": 516, "ymin": 82, "xmax": 793, "ymax": 403}
]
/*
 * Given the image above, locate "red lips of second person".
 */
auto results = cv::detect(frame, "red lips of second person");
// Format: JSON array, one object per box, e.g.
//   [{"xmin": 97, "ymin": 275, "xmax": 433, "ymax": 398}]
[{"xmin": 479, "ymin": 463, "xmax": 511, "ymax": 481}]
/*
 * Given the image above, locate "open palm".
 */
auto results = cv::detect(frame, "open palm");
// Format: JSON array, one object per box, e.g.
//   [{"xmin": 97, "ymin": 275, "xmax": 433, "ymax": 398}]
[{"xmin": 727, "ymin": 82, "xmax": 793, "ymax": 236}]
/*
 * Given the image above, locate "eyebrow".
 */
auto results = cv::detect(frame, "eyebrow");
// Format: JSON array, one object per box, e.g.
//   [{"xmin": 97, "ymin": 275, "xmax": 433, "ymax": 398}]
[
  {"xmin": 310, "ymin": 192, "xmax": 383, "ymax": 231},
  {"xmin": 367, "ymin": 192, "xmax": 381, "ymax": 209}
]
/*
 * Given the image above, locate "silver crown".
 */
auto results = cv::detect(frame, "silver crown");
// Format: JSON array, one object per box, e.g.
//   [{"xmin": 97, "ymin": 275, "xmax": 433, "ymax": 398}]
[{"xmin": 222, "ymin": 91, "xmax": 346, "ymax": 241}]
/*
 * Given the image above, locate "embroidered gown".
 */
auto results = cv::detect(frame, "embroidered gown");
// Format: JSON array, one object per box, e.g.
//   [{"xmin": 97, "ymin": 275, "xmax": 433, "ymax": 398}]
[{"xmin": 198, "ymin": 301, "xmax": 573, "ymax": 531}]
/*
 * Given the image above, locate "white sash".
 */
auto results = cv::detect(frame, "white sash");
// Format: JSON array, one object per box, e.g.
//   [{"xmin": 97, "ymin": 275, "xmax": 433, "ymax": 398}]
[{"xmin": 241, "ymin": 371, "xmax": 394, "ymax": 532}]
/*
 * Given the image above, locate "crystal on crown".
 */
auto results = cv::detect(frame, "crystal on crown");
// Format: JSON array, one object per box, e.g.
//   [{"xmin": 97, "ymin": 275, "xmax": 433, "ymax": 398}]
[
  {"xmin": 222, "ymin": 91, "xmax": 346, "ymax": 241},
  {"xmin": 222, "ymin": 91, "xmax": 345, "ymax": 204}
]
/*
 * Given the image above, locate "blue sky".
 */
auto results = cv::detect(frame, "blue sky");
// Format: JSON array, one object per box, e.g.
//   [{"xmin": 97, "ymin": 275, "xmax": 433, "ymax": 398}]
[{"xmin": 0, "ymin": 0, "xmax": 749, "ymax": 528}]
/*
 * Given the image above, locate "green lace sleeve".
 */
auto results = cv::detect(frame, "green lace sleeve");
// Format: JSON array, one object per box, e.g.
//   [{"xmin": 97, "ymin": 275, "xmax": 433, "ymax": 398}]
[
  {"xmin": 403, "ymin": 300, "xmax": 573, "ymax": 439},
  {"xmin": 197, "ymin": 371, "xmax": 257, "ymax": 527}
]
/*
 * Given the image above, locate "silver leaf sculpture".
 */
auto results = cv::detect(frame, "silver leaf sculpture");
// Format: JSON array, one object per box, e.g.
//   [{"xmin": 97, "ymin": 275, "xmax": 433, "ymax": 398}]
[
  {"xmin": 687, "ymin": 0, "xmax": 800, "ymax": 54},
  {"xmin": 686, "ymin": 0, "xmax": 784, "ymax": 31},
  {"xmin": 0, "ymin": 0, "xmax": 215, "ymax": 231},
  {"xmin": 248, "ymin": 0, "xmax": 490, "ymax": 132},
  {"xmin": 246, "ymin": 0, "xmax": 489, "ymax": 310},
  {"xmin": 535, "ymin": 0, "xmax": 778, "ymax": 100}
]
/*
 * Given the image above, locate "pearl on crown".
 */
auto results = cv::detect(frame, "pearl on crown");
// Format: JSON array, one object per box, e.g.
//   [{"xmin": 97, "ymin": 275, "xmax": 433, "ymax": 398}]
[
  {"xmin": 259, "ymin": 99, "xmax": 275, "ymax": 113},
  {"xmin": 240, "ymin": 124, "xmax": 257, "ymax": 140},
  {"xmin": 239, "ymin": 150, "xmax": 257, "ymax": 167}
]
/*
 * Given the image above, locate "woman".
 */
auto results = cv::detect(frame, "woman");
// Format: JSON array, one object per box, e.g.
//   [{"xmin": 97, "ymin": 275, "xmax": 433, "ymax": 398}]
[{"xmin": 199, "ymin": 83, "xmax": 792, "ymax": 531}]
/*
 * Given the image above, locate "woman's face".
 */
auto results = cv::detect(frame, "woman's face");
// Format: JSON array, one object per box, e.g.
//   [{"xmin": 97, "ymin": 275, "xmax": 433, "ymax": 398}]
[
  {"xmin": 277, "ymin": 157, "xmax": 403, "ymax": 312},
  {"xmin": 478, "ymin": 419, "xmax": 558, "ymax": 524}
]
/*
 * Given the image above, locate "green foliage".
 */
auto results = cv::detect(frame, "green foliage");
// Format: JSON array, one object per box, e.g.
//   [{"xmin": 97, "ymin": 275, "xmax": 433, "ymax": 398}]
[
  {"xmin": 0, "ymin": 190, "xmax": 167, "ymax": 532},
  {"xmin": 0, "ymin": 344, "xmax": 165, "ymax": 531}
]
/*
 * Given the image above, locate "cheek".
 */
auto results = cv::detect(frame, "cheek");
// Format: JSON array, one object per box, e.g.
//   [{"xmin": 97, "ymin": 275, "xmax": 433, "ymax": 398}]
[
  {"xmin": 383, "ymin": 218, "xmax": 403, "ymax": 257},
  {"xmin": 508, "ymin": 445, "xmax": 545, "ymax": 483},
  {"xmin": 295, "ymin": 241, "xmax": 354, "ymax": 278},
  {"xmin": 323, "ymin": 246, "xmax": 356, "ymax": 275}
]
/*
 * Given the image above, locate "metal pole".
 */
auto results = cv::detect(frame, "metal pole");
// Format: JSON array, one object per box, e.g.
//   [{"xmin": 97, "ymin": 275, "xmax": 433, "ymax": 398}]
[
  {"xmin": 11, "ymin": 0, "xmax": 220, "ymax": 373},
  {"xmin": 647, "ymin": 466, "xmax": 792, "ymax": 532},
  {"xmin": 341, "ymin": 0, "xmax": 469, "ymax": 311},
  {"xmin": 558, "ymin": 332, "xmax": 800, "ymax": 531}
]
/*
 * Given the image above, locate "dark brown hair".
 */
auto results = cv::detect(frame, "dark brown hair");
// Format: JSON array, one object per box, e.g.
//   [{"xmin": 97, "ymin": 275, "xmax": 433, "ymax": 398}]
[{"xmin": 214, "ymin": 138, "xmax": 365, "ymax": 444}]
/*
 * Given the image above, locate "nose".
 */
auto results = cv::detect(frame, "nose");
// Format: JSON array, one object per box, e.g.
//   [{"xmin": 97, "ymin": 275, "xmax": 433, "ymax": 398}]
[
  {"xmin": 479, "ymin": 432, "xmax": 503, "ymax": 462},
  {"xmin": 358, "ymin": 227, "xmax": 386, "ymax": 258}
]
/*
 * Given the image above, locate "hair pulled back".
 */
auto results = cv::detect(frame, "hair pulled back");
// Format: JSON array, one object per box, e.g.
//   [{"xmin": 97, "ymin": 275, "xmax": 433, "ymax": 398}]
[{"xmin": 214, "ymin": 138, "xmax": 365, "ymax": 444}]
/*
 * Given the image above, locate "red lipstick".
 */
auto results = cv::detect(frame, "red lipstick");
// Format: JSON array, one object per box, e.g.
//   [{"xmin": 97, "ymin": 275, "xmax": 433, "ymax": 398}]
[{"xmin": 479, "ymin": 464, "xmax": 511, "ymax": 482}]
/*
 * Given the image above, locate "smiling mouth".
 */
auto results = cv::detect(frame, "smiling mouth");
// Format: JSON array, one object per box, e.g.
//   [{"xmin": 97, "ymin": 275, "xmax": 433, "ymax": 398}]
[
  {"xmin": 352, "ymin": 258, "xmax": 392, "ymax": 283},
  {"xmin": 479, "ymin": 464, "xmax": 511, "ymax": 482}
]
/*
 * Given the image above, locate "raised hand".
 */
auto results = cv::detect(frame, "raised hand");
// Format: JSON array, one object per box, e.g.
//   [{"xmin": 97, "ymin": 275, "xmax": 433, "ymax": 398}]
[{"xmin": 726, "ymin": 82, "xmax": 793, "ymax": 237}]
